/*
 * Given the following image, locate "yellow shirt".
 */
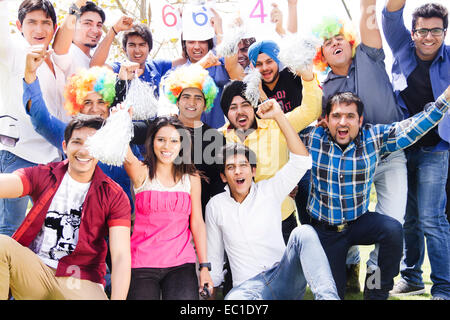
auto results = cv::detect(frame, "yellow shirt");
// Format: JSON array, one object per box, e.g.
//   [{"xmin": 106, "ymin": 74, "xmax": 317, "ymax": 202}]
[{"xmin": 220, "ymin": 79, "xmax": 323, "ymax": 220}]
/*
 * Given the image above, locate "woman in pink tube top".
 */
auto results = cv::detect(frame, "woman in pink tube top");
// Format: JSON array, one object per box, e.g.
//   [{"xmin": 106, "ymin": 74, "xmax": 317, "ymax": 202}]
[{"xmin": 124, "ymin": 116, "xmax": 213, "ymax": 300}]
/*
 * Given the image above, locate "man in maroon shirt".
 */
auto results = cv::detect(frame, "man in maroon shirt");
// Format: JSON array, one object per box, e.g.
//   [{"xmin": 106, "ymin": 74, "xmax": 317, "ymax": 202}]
[{"xmin": 0, "ymin": 116, "xmax": 131, "ymax": 300}]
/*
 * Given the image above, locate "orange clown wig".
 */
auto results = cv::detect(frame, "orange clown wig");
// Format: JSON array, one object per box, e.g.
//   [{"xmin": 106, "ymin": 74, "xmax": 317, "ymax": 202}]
[
  {"xmin": 312, "ymin": 17, "xmax": 360, "ymax": 73},
  {"xmin": 63, "ymin": 66, "xmax": 117, "ymax": 115}
]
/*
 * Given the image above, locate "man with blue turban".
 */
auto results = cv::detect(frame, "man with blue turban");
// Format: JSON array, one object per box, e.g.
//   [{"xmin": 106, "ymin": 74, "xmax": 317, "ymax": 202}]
[
  {"xmin": 248, "ymin": 40, "xmax": 304, "ymax": 114},
  {"xmin": 248, "ymin": 39, "xmax": 319, "ymax": 246}
]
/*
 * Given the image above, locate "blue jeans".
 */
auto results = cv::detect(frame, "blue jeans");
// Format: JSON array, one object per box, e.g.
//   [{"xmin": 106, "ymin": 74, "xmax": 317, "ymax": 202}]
[
  {"xmin": 225, "ymin": 225, "xmax": 339, "ymax": 300},
  {"xmin": 401, "ymin": 147, "xmax": 450, "ymax": 298},
  {"xmin": 0, "ymin": 151, "xmax": 36, "ymax": 236},
  {"xmin": 346, "ymin": 150, "xmax": 408, "ymax": 266},
  {"xmin": 312, "ymin": 211, "xmax": 403, "ymax": 299}
]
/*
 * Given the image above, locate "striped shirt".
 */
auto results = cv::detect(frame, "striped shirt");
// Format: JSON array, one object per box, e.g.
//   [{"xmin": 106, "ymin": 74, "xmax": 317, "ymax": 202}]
[{"xmin": 300, "ymin": 95, "xmax": 450, "ymax": 225}]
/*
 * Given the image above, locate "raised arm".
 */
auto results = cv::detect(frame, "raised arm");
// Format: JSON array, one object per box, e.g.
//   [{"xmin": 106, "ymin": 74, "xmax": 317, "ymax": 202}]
[
  {"xmin": 123, "ymin": 144, "xmax": 148, "ymax": 189},
  {"xmin": 23, "ymin": 47, "xmax": 66, "ymax": 150},
  {"xmin": 360, "ymin": 0, "xmax": 383, "ymax": 49},
  {"xmin": 0, "ymin": 0, "xmax": 14, "ymax": 66},
  {"xmin": 382, "ymin": 85, "xmax": 450, "ymax": 153},
  {"xmin": 385, "ymin": 0, "xmax": 406, "ymax": 12},
  {"xmin": 52, "ymin": 1, "xmax": 88, "ymax": 55},
  {"xmin": 90, "ymin": 15, "xmax": 134, "ymax": 67},
  {"xmin": 381, "ymin": 0, "xmax": 411, "ymax": 53},
  {"xmin": 286, "ymin": 67, "xmax": 323, "ymax": 132},
  {"xmin": 256, "ymin": 99, "xmax": 308, "ymax": 156},
  {"xmin": 287, "ymin": 0, "xmax": 298, "ymax": 34}
]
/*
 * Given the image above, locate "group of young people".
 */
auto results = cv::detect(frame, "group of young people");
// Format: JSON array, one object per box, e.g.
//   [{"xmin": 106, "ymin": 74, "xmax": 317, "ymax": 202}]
[{"xmin": 0, "ymin": 0, "xmax": 449, "ymax": 301}]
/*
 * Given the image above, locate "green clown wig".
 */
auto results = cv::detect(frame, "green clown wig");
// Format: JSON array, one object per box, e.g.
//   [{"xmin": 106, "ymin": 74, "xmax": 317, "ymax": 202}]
[
  {"xmin": 163, "ymin": 64, "xmax": 218, "ymax": 113},
  {"xmin": 64, "ymin": 66, "xmax": 117, "ymax": 115},
  {"xmin": 312, "ymin": 17, "xmax": 360, "ymax": 73}
]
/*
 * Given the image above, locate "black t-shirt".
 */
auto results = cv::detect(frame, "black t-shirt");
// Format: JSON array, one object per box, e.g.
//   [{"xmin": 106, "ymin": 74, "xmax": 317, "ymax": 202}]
[
  {"xmin": 186, "ymin": 124, "xmax": 226, "ymax": 216},
  {"xmin": 400, "ymin": 55, "xmax": 440, "ymax": 147},
  {"xmin": 262, "ymin": 68, "xmax": 303, "ymax": 113}
]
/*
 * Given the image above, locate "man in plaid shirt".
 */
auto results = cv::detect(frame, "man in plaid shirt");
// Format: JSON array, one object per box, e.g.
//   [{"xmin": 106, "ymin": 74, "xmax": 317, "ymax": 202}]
[{"xmin": 300, "ymin": 87, "xmax": 450, "ymax": 299}]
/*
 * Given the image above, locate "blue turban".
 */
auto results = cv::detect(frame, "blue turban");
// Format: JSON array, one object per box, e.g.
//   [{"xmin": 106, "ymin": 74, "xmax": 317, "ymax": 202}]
[{"xmin": 248, "ymin": 40, "xmax": 280, "ymax": 67}]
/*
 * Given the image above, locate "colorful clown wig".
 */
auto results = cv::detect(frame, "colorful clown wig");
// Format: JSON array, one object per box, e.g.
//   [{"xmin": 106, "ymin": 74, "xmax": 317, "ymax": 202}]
[
  {"xmin": 312, "ymin": 17, "xmax": 360, "ymax": 73},
  {"xmin": 64, "ymin": 66, "xmax": 117, "ymax": 115},
  {"xmin": 163, "ymin": 64, "xmax": 218, "ymax": 113}
]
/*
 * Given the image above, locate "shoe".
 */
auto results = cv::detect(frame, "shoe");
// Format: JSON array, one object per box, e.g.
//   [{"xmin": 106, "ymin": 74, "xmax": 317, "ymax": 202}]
[
  {"xmin": 345, "ymin": 263, "xmax": 361, "ymax": 294},
  {"xmin": 389, "ymin": 279, "xmax": 425, "ymax": 297},
  {"xmin": 431, "ymin": 296, "xmax": 446, "ymax": 300},
  {"xmin": 363, "ymin": 267, "xmax": 389, "ymax": 300}
]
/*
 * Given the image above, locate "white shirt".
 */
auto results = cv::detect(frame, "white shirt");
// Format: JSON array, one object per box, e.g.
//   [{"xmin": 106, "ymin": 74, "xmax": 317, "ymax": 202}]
[
  {"xmin": 206, "ymin": 153, "xmax": 312, "ymax": 287},
  {"xmin": 0, "ymin": 2, "xmax": 71, "ymax": 163},
  {"xmin": 30, "ymin": 172, "xmax": 91, "ymax": 268},
  {"xmin": 53, "ymin": 43, "xmax": 91, "ymax": 79}
]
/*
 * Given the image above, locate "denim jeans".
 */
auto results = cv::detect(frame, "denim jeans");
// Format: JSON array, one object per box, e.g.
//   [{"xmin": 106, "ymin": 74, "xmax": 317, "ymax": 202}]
[
  {"xmin": 401, "ymin": 146, "xmax": 450, "ymax": 298},
  {"xmin": 0, "ymin": 151, "xmax": 36, "ymax": 237},
  {"xmin": 127, "ymin": 263, "xmax": 199, "ymax": 300},
  {"xmin": 225, "ymin": 225, "xmax": 339, "ymax": 300},
  {"xmin": 346, "ymin": 150, "xmax": 407, "ymax": 266},
  {"xmin": 313, "ymin": 211, "xmax": 403, "ymax": 299}
]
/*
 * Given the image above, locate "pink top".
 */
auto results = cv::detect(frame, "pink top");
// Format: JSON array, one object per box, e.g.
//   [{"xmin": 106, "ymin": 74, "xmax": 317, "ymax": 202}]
[{"xmin": 130, "ymin": 174, "xmax": 196, "ymax": 268}]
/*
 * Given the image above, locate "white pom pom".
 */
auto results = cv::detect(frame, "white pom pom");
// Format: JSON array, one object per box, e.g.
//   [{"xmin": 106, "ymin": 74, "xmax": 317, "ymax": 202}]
[
  {"xmin": 123, "ymin": 77, "xmax": 159, "ymax": 121},
  {"xmin": 243, "ymin": 68, "xmax": 262, "ymax": 107},
  {"xmin": 278, "ymin": 33, "xmax": 323, "ymax": 74},
  {"xmin": 85, "ymin": 107, "xmax": 133, "ymax": 167},
  {"xmin": 216, "ymin": 27, "xmax": 246, "ymax": 57}
]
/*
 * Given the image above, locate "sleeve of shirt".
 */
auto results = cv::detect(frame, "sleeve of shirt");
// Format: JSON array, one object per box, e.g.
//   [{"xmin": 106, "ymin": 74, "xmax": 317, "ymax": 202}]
[
  {"xmin": 153, "ymin": 59, "xmax": 173, "ymax": 77},
  {"xmin": 286, "ymin": 79, "xmax": 323, "ymax": 132},
  {"xmin": 205, "ymin": 199, "xmax": 225, "ymax": 287},
  {"xmin": 0, "ymin": 2, "xmax": 15, "ymax": 69},
  {"xmin": 107, "ymin": 184, "xmax": 132, "ymax": 228},
  {"xmin": 210, "ymin": 60, "xmax": 230, "ymax": 87},
  {"xmin": 438, "ymin": 112, "xmax": 450, "ymax": 143},
  {"xmin": 358, "ymin": 43, "xmax": 385, "ymax": 63},
  {"xmin": 378, "ymin": 94, "xmax": 450, "ymax": 154},
  {"xmin": 262, "ymin": 153, "xmax": 312, "ymax": 203},
  {"xmin": 23, "ymin": 78, "xmax": 66, "ymax": 151},
  {"xmin": 381, "ymin": 6, "xmax": 413, "ymax": 56},
  {"xmin": 13, "ymin": 166, "xmax": 36, "ymax": 198},
  {"xmin": 52, "ymin": 53, "xmax": 72, "ymax": 77}
]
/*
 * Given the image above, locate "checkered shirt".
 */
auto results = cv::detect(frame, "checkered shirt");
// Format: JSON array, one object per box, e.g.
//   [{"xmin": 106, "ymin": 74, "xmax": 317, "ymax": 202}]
[{"xmin": 300, "ymin": 95, "xmax": 450, "ymax": 225}]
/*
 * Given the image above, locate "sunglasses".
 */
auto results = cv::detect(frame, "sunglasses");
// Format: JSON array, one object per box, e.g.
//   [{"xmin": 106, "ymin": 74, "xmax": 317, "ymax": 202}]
[{"xmin": 0, "ymin": 135, "xmax": 19, "ymax": 148}]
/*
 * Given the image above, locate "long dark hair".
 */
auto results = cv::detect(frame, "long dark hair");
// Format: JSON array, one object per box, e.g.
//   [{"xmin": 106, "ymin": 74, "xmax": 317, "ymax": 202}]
[{"xmin": 143, "ymin": 116, "xmax": 198, "ymax": 183}]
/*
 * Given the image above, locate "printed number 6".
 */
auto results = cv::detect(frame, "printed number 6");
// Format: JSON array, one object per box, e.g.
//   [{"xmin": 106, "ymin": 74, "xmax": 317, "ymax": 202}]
[
  {"xmin": 162, "ymin": 4, "xmax": 177, "ymax": 27},
  {"xmin": 192, "ymin": 7, "xmax": 209, "ymax": 26}
]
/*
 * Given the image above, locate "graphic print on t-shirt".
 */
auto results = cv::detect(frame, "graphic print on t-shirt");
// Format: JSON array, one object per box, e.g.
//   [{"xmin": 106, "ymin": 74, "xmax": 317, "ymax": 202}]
[
  {"xmin": 43, "ymin": 208, "xmax": 82, "ymax": 261},
  {"xmin": 31, "ymin": 172, "xmax": 91, "ymax": 268}
]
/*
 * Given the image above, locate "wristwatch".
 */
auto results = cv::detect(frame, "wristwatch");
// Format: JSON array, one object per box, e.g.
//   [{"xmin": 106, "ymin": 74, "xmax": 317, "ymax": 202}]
[
  {"xmin": 199, "ymin": 262, "xmax": 211, "ymax": 271},
  {"xmin": 69, "ymin": 3, "xmax": 81, "ymax": 17}
]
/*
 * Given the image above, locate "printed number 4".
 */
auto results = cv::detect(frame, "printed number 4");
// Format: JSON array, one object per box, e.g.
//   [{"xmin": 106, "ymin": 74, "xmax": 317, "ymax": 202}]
[{"xmin": 250, "ymin": 0, "xmax": 267, "ymax": 24}]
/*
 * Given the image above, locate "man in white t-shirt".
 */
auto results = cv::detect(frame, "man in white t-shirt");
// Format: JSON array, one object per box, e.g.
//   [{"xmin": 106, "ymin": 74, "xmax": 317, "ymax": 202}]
[
  {"xmin": 206, "ymin": 99, "xmax": 338, "ymax": 300},
  {"xmin": 0, "ymin": 0, "xmax": 72, "ymax": 237},
  {"xmin": 53, "ymin": 1, "xmax": 107, "ymax": 74}
]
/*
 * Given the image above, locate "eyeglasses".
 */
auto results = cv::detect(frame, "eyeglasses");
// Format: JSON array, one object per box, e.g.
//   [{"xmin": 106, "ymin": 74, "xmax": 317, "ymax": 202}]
[{"xmin": 413, "ymin": 28, "xmax": 446, "ymax": 37}]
